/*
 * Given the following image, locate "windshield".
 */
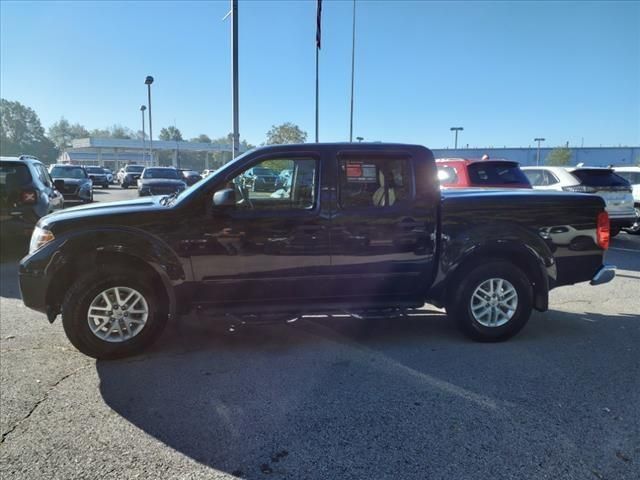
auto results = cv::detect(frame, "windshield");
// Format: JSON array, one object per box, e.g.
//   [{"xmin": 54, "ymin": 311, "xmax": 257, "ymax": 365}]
[
  {"xmin": 467, "ymin": 162, "xmax": 530, "ymax": 186},
  {"xmin": 252, "ymin": 168, "xmax": 275, "ymax": 176},
  {"xmin": 126, "ymin": 165, "xmax": 144, "ymax": 173},
  {"xmin": 85, "ymin": 167, "xmax": 104, "ymax": 174},
  {"xmin": 142, "ymin": 168, "xmax": 180, "ymax": 179},
  {"xmin": 50, "ymin": 166, "xmax": 87, "ymax": 179}
]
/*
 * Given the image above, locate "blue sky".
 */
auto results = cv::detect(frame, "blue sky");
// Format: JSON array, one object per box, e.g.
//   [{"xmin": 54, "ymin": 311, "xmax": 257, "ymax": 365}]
[{"xmin": 1, "ymin": 0, "xmax": 638, "ymax": 148}]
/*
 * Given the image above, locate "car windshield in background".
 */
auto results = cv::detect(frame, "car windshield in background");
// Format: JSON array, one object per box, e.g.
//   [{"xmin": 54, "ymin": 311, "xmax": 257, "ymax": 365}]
[
  {"xmin": 571, "ymin": 169, "xmax": 630, "ymax": 187},
  {"xmin": 50, "ymin": 166, "xmax": 87, "ymax": 179},
  {"xmin": 615, "ymin": 171, "xmax": 640, "ymax": 184},
  {"xmin": 253, "ymin": 168, "xmax": 275, "ymax": 175},
  {"xmin": 0, "ymin": 162, "xmax": 32, "ymax": 187},
  {"xmin": 143, "ymin": 168, "xmax": 179, "ymax": 179},
  {"xmin": 85, "ymin": 167, "xmax": 104, "ymax": 174},
  {"xmin": 467, "ymin": 162, "xmax": 530, "ymax": 185},
  {"xmin": 126, "ymin": 166, "xmax": 144, "ymax": 173}
]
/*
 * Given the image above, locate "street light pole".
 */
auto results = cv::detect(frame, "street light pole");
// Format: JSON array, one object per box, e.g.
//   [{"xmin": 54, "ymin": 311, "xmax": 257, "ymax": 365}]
[
  {"xmin": 450, "ymin": 127, "xmax": 463, "ymax": 149},
  {"xmin": 140, "ymin": 105, "xmax": 146, "ymax": 164},
  {"xmin": 145, "ymin": 76, "xmax": 154, "ymax": 164},
  {"xmin": 349, "ymin": 0, "xmax": 356, "ymax": 142},
  {"xmin": 534, "ymin": 137, "xmax": 545, "ymax": 166}
]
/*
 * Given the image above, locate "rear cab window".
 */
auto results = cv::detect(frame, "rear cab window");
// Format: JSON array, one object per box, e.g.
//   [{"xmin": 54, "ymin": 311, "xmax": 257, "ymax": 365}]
[
  {"xmin": 338, "ymin": 156, "xmax": 413, "ymax": 209},
  {"xmin": 467, "ymin": 161, "xmax": 530, "ymax": 187}
]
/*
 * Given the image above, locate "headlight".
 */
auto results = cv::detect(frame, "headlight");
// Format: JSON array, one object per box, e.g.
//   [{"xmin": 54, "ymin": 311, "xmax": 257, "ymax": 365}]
[{"xmin": 29, "ymin": 226, "xmax": 55, "ymax": 254}]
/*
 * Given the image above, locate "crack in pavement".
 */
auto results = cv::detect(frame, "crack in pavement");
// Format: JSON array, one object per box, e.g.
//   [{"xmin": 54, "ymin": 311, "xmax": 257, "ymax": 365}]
[{"xmin": 1, "ymin": 364, "xmax": 92, "ymax": 444}]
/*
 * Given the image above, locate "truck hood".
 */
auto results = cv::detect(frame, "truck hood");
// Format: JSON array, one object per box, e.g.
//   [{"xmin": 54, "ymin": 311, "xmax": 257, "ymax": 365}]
[{"xmin": 40, "ymin": 197, "xmax": 165, "ymax": 230}]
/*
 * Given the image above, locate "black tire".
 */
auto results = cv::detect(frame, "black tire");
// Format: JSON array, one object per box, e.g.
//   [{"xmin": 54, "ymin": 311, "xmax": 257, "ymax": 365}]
[
  {"xmin": 622, "ymin": 207, "xmax": 640, "ymax": 235},
  {"xmin": 446, "ymin": 261, "xmax": 533, "ymax": 342},
  {"xmin": 121, "ymin": 182, "xmax": 129, "ymax": 189},
  {"xmin": 103, "ymin": 183, "xmax": 109, "ymax": 189},
  {"xmin": 61, "ymin": 268, "xmax": 168, "ymax": 359}
]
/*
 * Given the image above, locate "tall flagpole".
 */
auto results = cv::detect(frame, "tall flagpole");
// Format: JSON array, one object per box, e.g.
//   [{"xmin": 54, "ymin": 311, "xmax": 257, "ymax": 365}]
[
  {"xmin": 231, "ymin": 0, "xmax": 240, "ymax": 158},
  {"xmin": 315, "ymin": 0, "xmax": 322, "ymax": 143},
  {"xmin": 349, "ymin": 0, "xmax": 356, "ymax": 142}
]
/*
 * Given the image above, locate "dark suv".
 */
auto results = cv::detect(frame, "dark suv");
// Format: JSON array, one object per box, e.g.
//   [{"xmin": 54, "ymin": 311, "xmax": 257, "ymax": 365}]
[
  {"xmin": 0, "ymin": 155, "xmax": 64, "ymax": 244},
  {"xmin": 85, "ymin": 166, "xmax": 110, "ymax": 188},
  {"xmin": 48, "ymin": 164, "xmax": 93, "ymax": 203}
]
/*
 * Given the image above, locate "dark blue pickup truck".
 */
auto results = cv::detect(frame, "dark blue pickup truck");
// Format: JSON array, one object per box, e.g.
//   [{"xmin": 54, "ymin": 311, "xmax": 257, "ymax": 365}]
[{"xmin": 19, "ymin": 143, "xmax": 615, "ymax": 358}]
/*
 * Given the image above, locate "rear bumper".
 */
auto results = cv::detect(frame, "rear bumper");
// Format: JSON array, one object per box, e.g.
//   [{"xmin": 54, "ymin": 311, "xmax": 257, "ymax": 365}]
[
  {"xmin": 609, "ymin": 216, "xmax": 636, "ymax": 229},
  {"xmin": 590, "ymin": 264, "xmax": 616, "ymax": 286}
]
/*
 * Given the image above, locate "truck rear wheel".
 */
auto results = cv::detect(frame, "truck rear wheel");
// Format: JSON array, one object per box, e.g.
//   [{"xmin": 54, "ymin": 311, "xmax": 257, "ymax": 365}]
[
  {"xmin": 61, "ymin": 268, "xmax": 168, "ymax": 359},
  {"xmin": 446, "ymin": 261, "xmax": 533, "ymax": 342}
]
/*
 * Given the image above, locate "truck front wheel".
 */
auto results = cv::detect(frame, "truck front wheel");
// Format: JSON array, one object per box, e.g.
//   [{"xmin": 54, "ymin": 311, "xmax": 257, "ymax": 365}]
[
  {"xmin": 61, "ymin": 268, "xmax": 168, "ymax": 359},
  {"xmin": 446, "ymin": 261, "xmax": 533, "ymax": 342}
]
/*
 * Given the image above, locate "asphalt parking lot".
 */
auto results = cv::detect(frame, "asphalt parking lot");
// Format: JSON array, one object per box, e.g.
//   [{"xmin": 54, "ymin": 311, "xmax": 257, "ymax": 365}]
[{"xmin": 1, "ymin": 187, "xmax": 639, "ymax": 480}]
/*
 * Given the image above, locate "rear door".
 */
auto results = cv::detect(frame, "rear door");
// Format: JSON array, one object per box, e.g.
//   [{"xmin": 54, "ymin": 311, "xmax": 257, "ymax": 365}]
[{"xmin": 328, "ymin": 148, "xmax": 438, "ymax": 299}]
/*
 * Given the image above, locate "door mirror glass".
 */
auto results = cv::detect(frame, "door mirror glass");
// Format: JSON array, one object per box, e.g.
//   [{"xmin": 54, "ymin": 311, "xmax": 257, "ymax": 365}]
[{"xmin": 213, "ymin": 188, "xmax": 236, "ymax": 207}]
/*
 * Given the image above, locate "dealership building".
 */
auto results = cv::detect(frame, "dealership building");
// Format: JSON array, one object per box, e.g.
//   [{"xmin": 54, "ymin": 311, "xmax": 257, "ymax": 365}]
[{"xmin": 58, "ymin": 137, "xmax": 237, "ymax": 171}]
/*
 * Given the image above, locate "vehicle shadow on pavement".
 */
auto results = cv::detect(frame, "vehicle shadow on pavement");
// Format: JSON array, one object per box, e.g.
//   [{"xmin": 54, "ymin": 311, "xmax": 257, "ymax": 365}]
[{"xmin": 94, "ymin": 308, "xmax": 638, "ymax": 479}]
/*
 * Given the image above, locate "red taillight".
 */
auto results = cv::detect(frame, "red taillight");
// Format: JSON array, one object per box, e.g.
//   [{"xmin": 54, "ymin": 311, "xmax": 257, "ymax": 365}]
[
  {"xmin": 20, "ymin": 190, "xmax": 37, "ymax": 205},
  {"xmin": 597, "ymin": 211, "xmax": 610, "ymax": 250}
]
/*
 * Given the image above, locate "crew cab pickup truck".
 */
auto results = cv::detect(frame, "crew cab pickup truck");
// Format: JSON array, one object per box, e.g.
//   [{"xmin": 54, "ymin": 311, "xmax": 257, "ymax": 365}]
[{"xmin": 19, "ymin": 143, "xmax": 615, "ymax": 359}]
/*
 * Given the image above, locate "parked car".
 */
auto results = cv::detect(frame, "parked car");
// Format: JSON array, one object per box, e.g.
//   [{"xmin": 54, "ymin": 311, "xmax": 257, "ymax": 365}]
[
  {"xmin": 242, "ymin": 166, "xmax": 279, "ymax": 192},
  {"xmin": 178, "ymin": 169, "xmax": 202, "ymax": 186},
  {"xmin": 613, "ymin": 166, "xmax": 640, "ymax": 234},
  {"xmin": 0, "ymin": 155, "xmax": 64, "ymax": 244},
  {"xmin": 138, "ymin": 167, "xmax": 187, "ymax": 197},
  {"xmin": 436, "ymin": 158, "xmax": 532, "ymax": 189},
  {"xmin": 202, "ymin": 169, "xmax": 214, "ymax": 178},
  {"xmin": 19, "ymin": 143, "xmax": 614, "ymax": 359},
  {"xmin": 84, "ymin": 166, "xmax": 110, "ymax": 188},
  {"xmin": 48, "ymin": 164, "xmax": 93, "ymax": 203},
  {"xmin": 522, "ymin": 166, "xmax": 635, "ymax": 236},
  {"xmin": 103, "ymin": 168, "xmax": 114, "ymax": 184},
  {"xmin": 117, "ymin": 164, "xmax": 145, "ymax": 189}
]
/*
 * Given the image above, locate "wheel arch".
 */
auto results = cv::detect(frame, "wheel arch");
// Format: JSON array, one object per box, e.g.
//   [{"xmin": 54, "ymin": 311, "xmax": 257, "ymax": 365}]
[{"xmin": 440, "ymin": 243, "xmax": 550, "ymax": 312}]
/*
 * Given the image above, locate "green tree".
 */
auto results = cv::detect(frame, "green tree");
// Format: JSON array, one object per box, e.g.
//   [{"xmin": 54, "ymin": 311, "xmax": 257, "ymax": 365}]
[
  {"xmin": 159, "ymin": 126, "xmax": 183, "ymax": 141},
  {"xmin": 190, "ymin": 134, "xmax": 212, "ymax": 143},
  {"xmin": 89, "ymin": 125, "xmax": 134, "ymax": 139},
  {"xmin": 265, "ymin": 122, "xmax": 307, "ymax": 145},
  {"xmin": 0, "ymin": 98, "xmax": 58, "ymax": 162},
  {"xmin": 545, "ymin": 147, "xmax": 573, "ymax": 166},
  {"xmin": 48, "ymin": 117, "xmax": 89, "ymax": 150}
]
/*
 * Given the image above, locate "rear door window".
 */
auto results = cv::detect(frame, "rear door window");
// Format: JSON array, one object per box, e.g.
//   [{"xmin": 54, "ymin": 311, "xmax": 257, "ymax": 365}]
[
  {"xmin": 467, "ymin": 162, "xmax": 530, "ymax": 186},
  {"xmin": 339, "ymin": 156, "xmax": 413, "ymax": 208},
  {"xmin": 571, "ymin": 169, "xmax": 630, "ymax": 188}
]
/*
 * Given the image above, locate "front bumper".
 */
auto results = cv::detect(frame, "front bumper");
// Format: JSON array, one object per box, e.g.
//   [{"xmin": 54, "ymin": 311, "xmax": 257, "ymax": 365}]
[
  {"xmin": 590, "ymin": 264, "xmax": 616, "ymax": 286},
  {"xmin": 19, "ymin": 271, "xmax": 49, "ymax": 314},
  {"xmin": 62, "ymin": 188, "xmax": 92, "ymax": 201}
]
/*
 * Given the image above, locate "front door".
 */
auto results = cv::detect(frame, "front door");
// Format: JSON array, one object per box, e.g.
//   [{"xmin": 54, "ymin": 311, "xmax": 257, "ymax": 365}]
[{"xmin": 187, "ymin": 153, "xmax": 332, "ymax": 307}]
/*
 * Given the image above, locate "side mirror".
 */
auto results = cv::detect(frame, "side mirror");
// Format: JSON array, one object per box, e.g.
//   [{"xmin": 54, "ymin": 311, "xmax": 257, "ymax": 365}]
[
  {"xmin": 213, "ymin": 188, "xmax": 236, "ymax": 207},
  {"xmin": 54, "ymin": 179, "xmax": 65, "ymax": 191}
]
